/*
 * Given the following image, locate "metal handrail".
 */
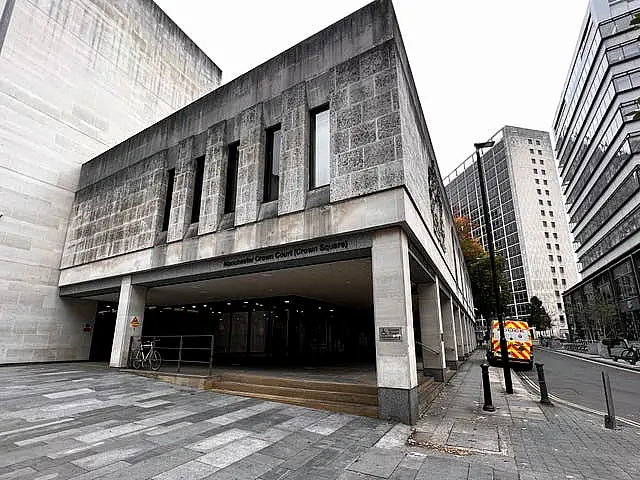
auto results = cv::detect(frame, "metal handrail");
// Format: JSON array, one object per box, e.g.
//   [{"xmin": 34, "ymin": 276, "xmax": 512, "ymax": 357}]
[
  {"xmin": 416, "ymin": 340, "xmax": 441, "ymax": 356},
  {"xmin": 129, "ymin": 334, "xmax": 214, "ymax": 375}
]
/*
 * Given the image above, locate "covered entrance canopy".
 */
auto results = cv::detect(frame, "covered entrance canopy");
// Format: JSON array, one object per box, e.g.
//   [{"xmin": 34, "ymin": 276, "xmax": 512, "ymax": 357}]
[{"xmin": 88, "ymin": 258, "xmax": 375, "ymax": 364}]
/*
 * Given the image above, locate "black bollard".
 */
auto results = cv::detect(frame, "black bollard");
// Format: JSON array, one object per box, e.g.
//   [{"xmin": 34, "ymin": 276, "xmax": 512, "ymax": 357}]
[
  {"xmin": 602, "ymin": 371, "xmax": 617, "ymax": 430},
  {"xmin": 481, "ymin": 363, "xmax": 495, "ymax": 412},
  {"xmin": 535, "ymin": 362, "xmax": 553, "ymax": 405}
]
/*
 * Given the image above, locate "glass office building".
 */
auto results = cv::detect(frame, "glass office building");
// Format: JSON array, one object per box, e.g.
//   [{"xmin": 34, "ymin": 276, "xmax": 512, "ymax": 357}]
[
  {"xmin": 554, "ymin": 0, "xmax": 640, "ymax": 340},
  {"xmin": 445, "ymin": 126, "xmax": 580, "ymax": 336}
]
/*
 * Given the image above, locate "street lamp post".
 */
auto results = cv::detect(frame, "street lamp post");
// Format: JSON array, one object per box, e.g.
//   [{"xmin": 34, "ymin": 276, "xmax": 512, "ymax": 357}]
[{"xmin": 474, "ymin": 141, "xmax": 513, "ymax": 394}]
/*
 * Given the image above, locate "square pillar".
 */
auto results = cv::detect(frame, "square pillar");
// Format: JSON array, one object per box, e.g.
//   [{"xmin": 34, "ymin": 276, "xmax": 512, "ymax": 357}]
[
  {"xmin": 198, "ymin": 121, "xmax": 227, "ymax": 235},
  {"xmin": 235, "ymin": 104, "xmax": 265, "ymax": 226},
  {"xmin": 466, "ymin": 315, "xmax": 474, "ymax": 352},
  {"xmin": 278, "ymin": 83, "xmax": 308, "ymax": 215},
  {"xmin": 167, "ymin": 137, "xmax": 195, "ymax": 242},
  {"xmin": 418, "ymin": 278, "xmax": 446, "ymax": 382},
  {"xmin": 110, "ymin": 276, "xmax": 147, "ymax": 368},
  {"xmin": 471, "ymin": 316, "xmax": 478, "ymax": 350},
  {"xmin": 455, "ymin": 306, "xmax": 467, "ymax": 360},
  {"xmin": 441, "ymin": 294, "xmax": 459, "ymax": 370},
  {"xmin": 372, "ymin": 228, "xmax": 419, "ymax": 425}
]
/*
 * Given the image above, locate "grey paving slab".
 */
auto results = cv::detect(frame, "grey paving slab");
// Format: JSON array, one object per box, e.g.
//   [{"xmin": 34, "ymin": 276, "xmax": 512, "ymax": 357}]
[
  {"xmin": 4, "ymin": 355, "xmax": 635, "ymax": 480},
  {"xmin": 346, "ymin": 447, "xmax": 405, "ymax": 477}
]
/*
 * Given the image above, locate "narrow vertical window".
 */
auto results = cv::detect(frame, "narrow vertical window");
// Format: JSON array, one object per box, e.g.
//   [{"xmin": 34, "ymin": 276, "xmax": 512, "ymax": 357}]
[
  {"xmin": 191, "ymin": 156, "xmax": 205, "ymax": 223},
  {"xmin": 310, "ymin": 107, "xmax": 330, "ymax": 188},
  {"xmin": 162, "ymin": 168, "xmax": 175, "ymax": 231},
  {"xmin": 264, "ymin": 126, "xmax": 281, "ymax": 202},
  {"xmin": 225, "ymin": 142, "xmax": 239, "ymax": 214}
]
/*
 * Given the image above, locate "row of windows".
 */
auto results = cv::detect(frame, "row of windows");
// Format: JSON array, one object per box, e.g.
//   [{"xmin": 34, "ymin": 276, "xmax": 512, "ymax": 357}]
[
  {"xmin": 574, "ymin": 168, "xmax": 640, "ymax": 246},
  {"xmin": 570, "ymin": 134, "xmax": 640, "ymax": 226},
  {"xmin": 527, "ymin": 138, "xmax": 542, "ymax": 146},
  {"xmin": 546, "ymin": 243, "xmax": 561, "ymax": 250},
  {"xmin": 557, "ymin": 22, "xmax": 640, "ymax": 168},
  {"xmin": 544, "ymin": 232, "xmax": 559, "ymax": 239},
  {"xmin": 529, "ymin": 149, "xmax": 543, "ymax": 155},
  {"xmin": 554, "ymin": 20, "xmax": 600, "ymax": 152},
  {"xmin": 160, "ymin": 108, "xmax": 330, "ymax": 230},
  {"xmin": 548, "ymin": 255, "xmax": 563, "ymax": 262},
  {"xmin": 566, "ymin": 102, "xmax": 633, "ymax": 205},
  {"xmin": 555, "ymin": 10, "xmax": 637, "ymax": 157},
  {"xmin": 540, "ymin": 210, "xmax": 555, "ymax": 217},
  {"xmin": 552, "ymin": 278, "xmax": 568, "ymax": 287},
  {"xmin": 550, "ymin": 266, "xmax": 566, "ymax": 274},
  {"xmin": 579, "ymin": 204, "xmax": 640, "ymax": 268},
  {"xmin": 533, "ymin": 168, "xmax": 547, "ymax": 175},
  {"xmin": 531, "ymin": 158, "xmax": 545, "ymax": 165},
  {"xmin": 536, "ymin": 189, "xmax": 550, "ymax": 195},
  {"xmin": 542, "ymin": 220, "xmax": 557, "ymax": 228},
  {"xmin": 538, "ymin": 199, "xmax": 553, "ymax": 206},
  {"xmin": 535, "ymin": 179, "xmax": 549, "ymax": 185}
]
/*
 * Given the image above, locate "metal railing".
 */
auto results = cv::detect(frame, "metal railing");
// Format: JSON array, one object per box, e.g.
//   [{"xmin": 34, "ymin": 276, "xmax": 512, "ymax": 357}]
[{"xmin": 128, "ymin": 335, "xmax": 214, "ymax": 375}]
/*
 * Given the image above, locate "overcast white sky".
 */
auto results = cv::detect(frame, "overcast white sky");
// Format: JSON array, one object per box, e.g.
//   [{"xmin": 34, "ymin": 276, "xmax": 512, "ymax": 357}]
[{"xmin": 155, "ymin": 0, "xmax": 587, "ymax": 176}]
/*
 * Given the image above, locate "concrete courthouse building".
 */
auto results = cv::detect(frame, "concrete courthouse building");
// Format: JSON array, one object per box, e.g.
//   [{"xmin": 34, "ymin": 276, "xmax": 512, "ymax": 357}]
[
  {"xmin": 0, "ymin": 0, "xmax": 221, "ymax": 364},
  {"xmin": 56, "ymin": 0, "xmax": 476, "ymax": 423}
]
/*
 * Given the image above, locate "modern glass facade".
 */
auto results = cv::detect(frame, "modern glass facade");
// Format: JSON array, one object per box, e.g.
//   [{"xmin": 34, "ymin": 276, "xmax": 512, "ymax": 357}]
[
  {"xmin": 445, "ymin": 136, "xmax": 529, "ymax": 319},
  {"xmin": 445, "ymin": 126, "xmax": 580, "ymax": 334},
  {"xmin": 92, "ymin": 297, "xmax": 374, "ymax": 364},
  {"xmin": 554, "ymin": 0, "xmax": 640, "ymax": 338}
]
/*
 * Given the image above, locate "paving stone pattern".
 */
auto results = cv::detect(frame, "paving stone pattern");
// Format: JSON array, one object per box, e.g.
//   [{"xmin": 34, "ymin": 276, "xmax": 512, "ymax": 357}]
[
  {"xmin": 414, "ymin": 352, "xmax": 640, "ymax": 480},
  {"xmin": 0, "ymin": 363, "xmax": 503, "ymax": 480}
]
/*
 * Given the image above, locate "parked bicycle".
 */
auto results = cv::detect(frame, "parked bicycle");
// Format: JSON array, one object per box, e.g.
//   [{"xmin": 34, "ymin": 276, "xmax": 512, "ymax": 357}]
[
  {"xmin": 131, "ymin": 338, "xmax": 162, "ymax": 370},
  {"xmin": 619, "ymin": 343, "xmax": 640, "ymax": 365}
]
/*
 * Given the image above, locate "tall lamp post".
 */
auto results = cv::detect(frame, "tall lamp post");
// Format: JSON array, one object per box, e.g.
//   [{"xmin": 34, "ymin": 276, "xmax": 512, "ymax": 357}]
[{"xmin": 474, "ymin": 141, "xmax": 513, "ymax": 394}]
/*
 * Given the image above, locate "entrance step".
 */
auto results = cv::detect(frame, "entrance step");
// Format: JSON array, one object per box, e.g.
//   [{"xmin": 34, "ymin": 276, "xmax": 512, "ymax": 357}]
[
  {"xmin": 206, "ymin": 372, "xmax": 378, "ymax": 418},
  {"xmin": 418, "ymin": 375, "xmax": 443, "ymax": 413}
]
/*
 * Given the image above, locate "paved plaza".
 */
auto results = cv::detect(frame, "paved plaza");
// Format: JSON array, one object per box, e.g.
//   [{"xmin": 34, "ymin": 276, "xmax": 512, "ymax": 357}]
[
  {"xmin": 0, "ymin": 361, "xmax": 509, "ymax": 480},
  {"xmin": 1, "ymin": 356, "xmax": 639, "ymax": 479}
]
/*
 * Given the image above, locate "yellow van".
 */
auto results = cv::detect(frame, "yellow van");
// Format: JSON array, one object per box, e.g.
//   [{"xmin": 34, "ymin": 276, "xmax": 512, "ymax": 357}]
[{"xmin": 486, "ymin": 319, "xmax": 533, "ymax": 370}]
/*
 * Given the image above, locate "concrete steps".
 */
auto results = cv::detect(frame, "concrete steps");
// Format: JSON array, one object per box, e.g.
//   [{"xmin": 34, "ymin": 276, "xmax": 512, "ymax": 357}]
[
  {"xmin": 418, "ymin": 375, "xmax": 443, "ymax": 413},
  {"xmin": 206, "ymin": 372, "xmax": 379, "ymax": 418}
]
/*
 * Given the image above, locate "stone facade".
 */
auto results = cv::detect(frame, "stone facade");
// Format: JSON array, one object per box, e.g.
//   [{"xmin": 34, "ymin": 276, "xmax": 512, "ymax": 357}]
[
  {"xmin": 58, "ymin": 0, "xmax": 476, "ymax": 424},
  {"xmin": 0, "ymin": 0, "xmax": 221, "ymax": 364}
]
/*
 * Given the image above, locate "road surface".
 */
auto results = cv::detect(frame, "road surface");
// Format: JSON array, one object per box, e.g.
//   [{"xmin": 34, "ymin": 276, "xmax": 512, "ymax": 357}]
[{"xmin": 519, "ymin": 348, "xmax": 640, "ymax": 423}]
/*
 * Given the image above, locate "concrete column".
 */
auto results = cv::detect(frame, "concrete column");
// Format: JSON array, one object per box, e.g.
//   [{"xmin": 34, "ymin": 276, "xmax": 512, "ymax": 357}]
[
  {"xmin": 198, "ymin": 121, "xmax": 227, "ymax": 235},
  {"xmin": 441, "ymin": 294, "xmax": 459, "ymax": 370},
  {"xmin": 278, "ymin": 83, "xmax": 308, "ymax": 215},
  {"xmin": 235, "ymin": 104, "xmax": 265, "ymax": 226},
  {"xmin": 372, "ymin": 228, "xmax": 418, "ymax": 425},
  {"xmin": 455, "ymin": 306, "xmax": 466, "ymax": 360},
  {"xmin": 466, "ymin": 315, "xmax": 474, "ymax": 352},
  {"xmin": 110, "ymin": 276, "xmax": 147, "ymax": 368},
  {"xmin": 418, "ymin": 278, "xmax": 446, "ymax": 382},
  {"xmin": 167, "ymin": 137, "xmax": 195, "ymax": 242}
]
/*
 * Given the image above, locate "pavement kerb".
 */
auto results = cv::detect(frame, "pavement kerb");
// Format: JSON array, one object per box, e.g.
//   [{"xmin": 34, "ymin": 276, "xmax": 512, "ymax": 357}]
[{"xmin": 537, "ymin": 346, "xmax": 640, "ymax": 372}]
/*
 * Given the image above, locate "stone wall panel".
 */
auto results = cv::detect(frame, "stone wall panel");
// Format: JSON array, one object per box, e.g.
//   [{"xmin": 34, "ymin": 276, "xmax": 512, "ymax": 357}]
[
  {"xmin": 330, "ymin": 41, "xmax": 403, "ymax": 203},
  {"xmin": 279, "ymin": 83, "xmax": 309, "ymax": 215},
  {"xmin": 235, "ymin": 105, "xmax": 265, "ymax": 226},
  {"xmin": 199, "ymin": 122, "xmax": 227, "ymax": 235},
  {"xmin": 167, "ymin": 137, "xmax": 195, "ymax": 242}
]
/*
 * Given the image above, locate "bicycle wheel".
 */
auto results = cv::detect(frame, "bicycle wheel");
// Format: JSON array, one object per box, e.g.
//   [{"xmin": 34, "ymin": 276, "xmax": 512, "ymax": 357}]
[
  {"xmin": 131, "ymin": 349, "xmax": 143, "ymax": 369},
  {"xmin": 150, "ymin": 350, "xmax": 162, "ymax": 371},
  {"xmin": 620, "ymin": 349, "xmax": 634, "ymax": 364}
]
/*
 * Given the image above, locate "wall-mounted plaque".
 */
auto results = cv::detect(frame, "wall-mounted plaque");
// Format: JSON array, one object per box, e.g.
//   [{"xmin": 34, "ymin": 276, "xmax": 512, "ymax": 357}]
[{"xmin": 379, "ymin": 327, "xmax": 402, "ymax": 342}]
